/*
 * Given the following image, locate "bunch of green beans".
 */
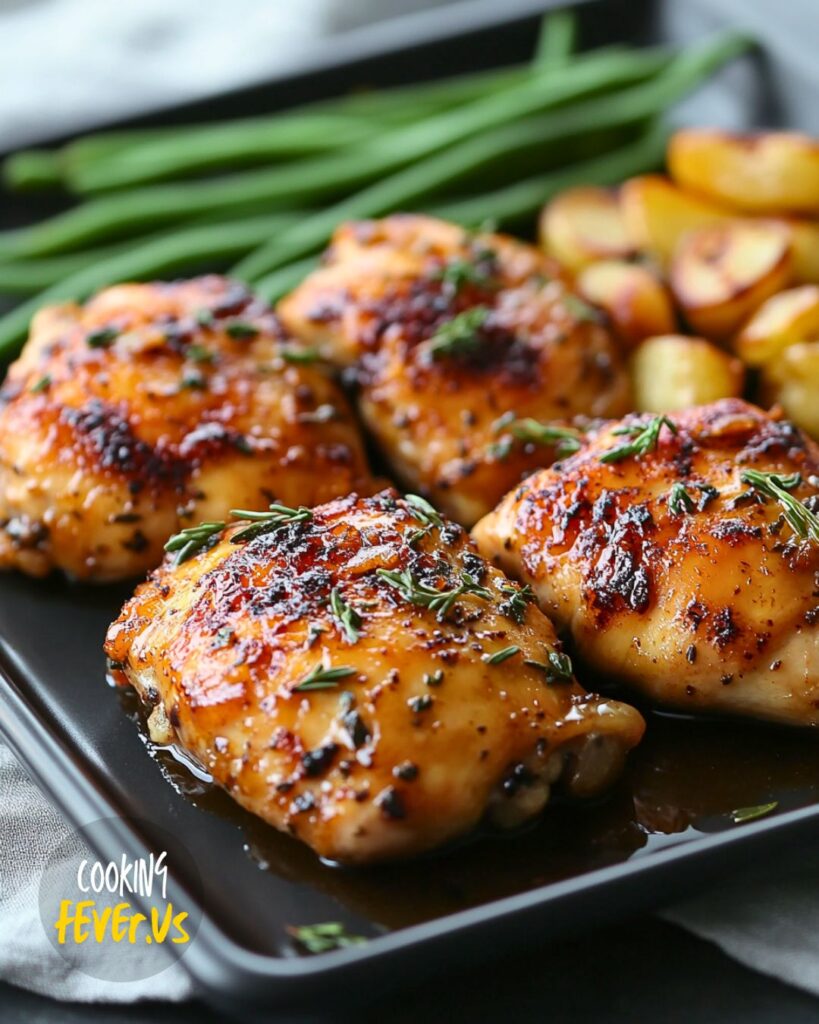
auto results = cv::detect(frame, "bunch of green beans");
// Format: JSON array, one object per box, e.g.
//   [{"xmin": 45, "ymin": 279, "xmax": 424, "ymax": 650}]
[{"xmin": 0, "ymin": 12, "xmax": 752, "ymax": 361}]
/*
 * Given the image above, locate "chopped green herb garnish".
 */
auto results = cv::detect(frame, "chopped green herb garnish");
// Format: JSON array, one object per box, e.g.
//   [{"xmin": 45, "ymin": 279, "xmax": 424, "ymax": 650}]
[
  {"xmin": 499, "ymin": 417, "xmax": 583, "ymax": 458},
  {"xmin": 30, "ymin": 374, "xmax": 51, "ymax": 393},
  {"xmin": 180, "ymin": 372, "xmax": 206, "ymax": 390},
  {"xmin": 194, "ymin": 308, "xmax": 215, "ymax": 327},
  {"xmin": 87, "ymin": 327, "xmax": 118, "ymax": 349},
  {"xmin": 376, "ymin": 567, "xmax": 492, "ymax": 621},
  {"xmin": 600, "ymin": 415, "xmax": 677, "ymax": 465},
  {"xmin": 525, "ymin": 649, "xmax": 574, "ymax": 683},
  {"xmin": 229, "ymin": 503, "xmax": 312, "ymax": 543},
  {"xmin": 225, "ymin": 321, "xmax": 259, "ymax": 340},
  {"xmin": 424, "ymin": 306, "xmax": 490, "ymax": 360},
  {"xmin": 740, "ymin": 470, "xmax": 819, "ymax": 544},
  {"xmin": 431, "ymin": 252, "xmax": 496, "ymax": 293},
  {"xmin": 186, "ymin": 344, "xmax": 215, "ymax": 364},
  {"xmin": 287, "ymin": 921, "xmax": 367, "ymax": 954},
  {"xmin": 562, "ymin": 293, "xmax": 603, "ymax": 323},
  {"xmin": 730, "ymin": 801, "xmax": 778, "ymax": 824},
  {"xmin": 668, "ymin": 482, "xmax": 696, "ymax": 516},
  {"xmin": 487, "ymin": 438, "xmax": 514, "ymax": 462},
  {"xmin": 405, "ymin": 493, "xmax": 444, "ymax": 530},
  {"xmin": 280, "ymin": 345, "xmax": 320, "ymax": 364},
  {"xmin": 164, "ymin": 520, "xmax": 225, "ymax": 565},
  {"xmin": 483, "ymin": 645, "xmax": 520, "ymax": 665},
  {"xmin": 293, "ymin": 663, "xmax": 357, "ymax": 693},
  {"xmin": 212, "ymin": 626, "xmax": 235, "ymax": 649},
  {"xmin": 498, "ymin": 582, "xmax": 535, "ymax": 624},
  {"xmin": 330, "ymin": 587, "xmax": 362, "ymax": 644}
]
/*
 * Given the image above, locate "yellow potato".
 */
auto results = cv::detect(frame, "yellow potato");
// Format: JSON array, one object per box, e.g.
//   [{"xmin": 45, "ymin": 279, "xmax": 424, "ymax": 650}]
[
  {"xmin": 669, "ymin": 129, "xmax": 819, "ymax": 214},
  {"xmin": 576, "ymin": 259, "xmax": 676, "ymax": 348},
  {"xmin": 670, "ymin": 220, "xmax": 792, "ymax": 340},
  {"xmin": 734, "ymin": 285, "xmax": 819, "ymax": 366},
  {"xmin": 631, "ymin": 334, "xmax": 744, "ymax": 413},
  {"xmin": 619, "ymin": 174, "xmax": 732, "ymax": 268},
  {"xmin": 790, "ymin": 219, "xmax": 819, "ymax": 283},
  {"xmin": 539, "ymin": 186, "xmax": 633, "ymax": 271},
  {"xmin": 761, "ymin": 341, "xmax": 819, "ymax": 438}
]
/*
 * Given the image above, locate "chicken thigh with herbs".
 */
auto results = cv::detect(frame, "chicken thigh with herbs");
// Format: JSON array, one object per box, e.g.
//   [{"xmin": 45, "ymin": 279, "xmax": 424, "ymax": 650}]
[
  {"xmin": 104, "ymin": 490, "xmax": 645, "ymax": 864},
  {"xmin": 0, "ymin": 276, "xmax": 373, "ymax": 581},
  {"xmin": 278, "ymin": 215, "xmax": 631, "ymax": 527},
  {"xmin": 473, "ymin": 399, "xmax": 819, "ymax": 727}
]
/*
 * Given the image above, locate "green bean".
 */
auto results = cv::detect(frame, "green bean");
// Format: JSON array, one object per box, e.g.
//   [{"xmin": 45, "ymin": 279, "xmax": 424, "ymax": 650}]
[
  {"xmin": 0, "ymin": 47, "xmax": 668, "ymax": 257},
  {"xmin": 430, "ymin": 121, "xmax": 668, "ymax": 229},
  {"xmin": 235, "ymin": 32, "xmax": 748, "ymax": 282},
  {"xmin": 0, "ymin": 212, "xmax": 300, "ymax": 360},
  {"xmin": 535, "ymin": 9, "xmax": 578, "ymax": 67}
]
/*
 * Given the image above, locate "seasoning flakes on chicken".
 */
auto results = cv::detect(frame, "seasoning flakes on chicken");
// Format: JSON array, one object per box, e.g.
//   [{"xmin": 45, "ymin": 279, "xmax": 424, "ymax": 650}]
[
  {"xmin": 473, "ymin": 398, "xmax": 819, "ymax": 727},
  {"xmin": 104, "ymin": 490, "xmax": 645, "ymax": 864},
  {"xmin": 0, "ymin": 276, "xmax": 373, "ymax": 581},
  {"xmin": 278, "ymin": 215, "xmax": 631, "ymax": 527}
]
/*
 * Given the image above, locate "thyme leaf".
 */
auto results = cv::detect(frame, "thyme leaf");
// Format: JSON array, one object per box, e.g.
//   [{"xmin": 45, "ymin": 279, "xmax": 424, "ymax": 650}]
[
  {"xmin": 730, "ymin": 801, "xmax": 778, "ymax": 824},
  {"xmin": 740, "ymin": 470, "xmax": 819, "ymax": 543},
  {"xmin": 229, "ymin": 503, "xmax": 312, "ymax": 543},
  {"xmin": 482, "ymin": 645, "xmax": 520, "ymax": 665},
  {"xmin": 668, "ymin": 482, "xmax": 696, "ymax": 516},
  {"xmin": 525, "ymin": 649, "xmax": 574, "ymax": 683},
  {"xmin": 293, "ymin": 663, "xmax": 357, "ymax": 693},
  {"xmin": 164, "ymin": 520, "xmax": 225, "ymax": 565},
  {"xmin": 600, "ymin": 415, "xmax": 677, "ymax": 465},
  {"xmin": 497, "ymin": 416, "xmax": 583, "ymax": 458},
  {"xmin": 424, "ymin": 306, "xmax": 490, "ymax": 360},
  {"xmin": 330, "ymin": 587, "xmax": 362, "ymax": 644},
  {"xmin": 498, "ymin": 582, "xmax": 535, "ymax": 624},
  {"xmin": 376, "ymin": 567, "xmax": 492, "ymax": 621}
]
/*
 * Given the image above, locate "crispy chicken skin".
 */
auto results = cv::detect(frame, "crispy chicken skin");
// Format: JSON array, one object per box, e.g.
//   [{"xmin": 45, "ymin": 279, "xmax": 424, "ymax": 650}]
[
  {"xmin": 104, "ymin": 490, "xmax": 644, "ymax": 864},
  {"xmin": 278, "ymin": 215, "xmax": 631, "ymax": 527},
  {"xmin": 0, "ymin": 276, "xmax": 373, "ymax": 581},
  {"xmin": 473, "ymin": 399, "xmax": 819, "ymax": 727}
]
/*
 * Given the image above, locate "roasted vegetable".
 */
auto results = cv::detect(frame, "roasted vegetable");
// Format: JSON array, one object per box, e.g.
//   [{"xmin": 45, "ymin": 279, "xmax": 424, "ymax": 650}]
[
  {"xmin": 734, "ymin": 285, "xmax": 819, "ymax": 366},
  {"xmin": 631, "ymin": 333, "xmax": 744, "ymax": 412},
  {"xmin": 539, "ymin": 186, "xmax": 633, "ymax": 270},
  {"xmin": 577, "ymin": 259, "xmax": 676, "ymax": 346}
]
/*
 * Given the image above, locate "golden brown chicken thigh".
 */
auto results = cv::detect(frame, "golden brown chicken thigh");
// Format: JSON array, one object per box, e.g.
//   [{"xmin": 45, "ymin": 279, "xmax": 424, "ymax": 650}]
[
  {"xmin": 473, "ymin": 398, "xmax": 819, "ymax": 727},
  {"xmin": 0, "ymin": 276, "xmax": 373, "ymax": 581},
  {"xmin": 105, "ymin": 490, "xmax": 644, "ymax": 864},
  {"xmin": 279, "ymin": 215, "xmax": 631, "ymax": 527}
]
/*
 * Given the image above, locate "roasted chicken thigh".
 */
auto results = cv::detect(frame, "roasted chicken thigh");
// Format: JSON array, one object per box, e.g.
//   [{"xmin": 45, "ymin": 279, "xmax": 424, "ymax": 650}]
[
  {"xmin": 279, "ymin": 215, "xmax": 632, "ymax": 526},
  {"xmin": 473, "ymin": 399, "xmax": 819, "ymax": 727},
  {"xmin": 105, "ymin": 490, "xmax": 645, "ymax": 864},
  {"xmin": 0, "ymin": 276, "xmax": 373, "ymax": 580}
]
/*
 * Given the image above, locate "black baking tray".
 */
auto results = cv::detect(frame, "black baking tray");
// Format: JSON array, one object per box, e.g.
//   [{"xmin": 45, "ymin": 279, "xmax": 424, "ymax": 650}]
[{"xmin": 2, "ymin": 0, "xmax": 819, "ymax": 1016}]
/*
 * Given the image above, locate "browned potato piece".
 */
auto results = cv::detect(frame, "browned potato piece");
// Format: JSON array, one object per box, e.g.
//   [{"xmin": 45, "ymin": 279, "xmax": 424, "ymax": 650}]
[
  {"xmin": 620, "ymin": 174, "xmax": 732, "ymax": 268},
  {"xmin": 577, "ymin": 260, "xmax": 676, "ymax": 348},
  {"xmin": 631, "ymin": 334, "xmax": 744, "ymax": 413},
  {"xmin": 734, "ymin": 285, "xmax": 819, "ymax": 366},
  {"xmin": 669, "ymin": 129, "xmax": 819, "ymax": 214},
  {"xmin": 761, "ymin": 342, "xmax": 819, "ymax": 438},
  {"xmin": 670, "ymin": 220, "xmax": 792, "ymax": 340},
  {"xmin": 539, "ymin": 186, "xmax": 633, "ymax": 271},
  {"xmin": 790, "ymin": 219, "xmax": 819, "ymax": 283}
]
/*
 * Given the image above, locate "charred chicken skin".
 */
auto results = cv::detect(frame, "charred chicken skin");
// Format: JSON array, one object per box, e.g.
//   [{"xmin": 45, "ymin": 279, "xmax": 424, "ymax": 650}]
[
  {"xmin": 0, "ymin": 276, "xmax": 373, "ymax": 581},
  {"xmin": 473, "ymin": 398, "xmax": 819, "ymax": 727},
  {"xmin": 278, "ymin": 215, "xmax": 632, "ymax": 527},
  {"xmin": 104, "ymin": 490, "xmax": 645, "ymax": 864}
]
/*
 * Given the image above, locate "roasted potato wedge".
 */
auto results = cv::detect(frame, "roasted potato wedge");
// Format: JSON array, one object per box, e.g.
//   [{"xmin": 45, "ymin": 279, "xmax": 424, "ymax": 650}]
[
  {"xmin": 734, "ymin": 285, "xmax": 819, "ymax": 366},
  {"xmin": 761, "ymin": 341, "xmax": 819, "ymax": 438},
  {"xmin": 669, "ymin": 129, "xmax": 819, "ymax": 214},
  {"xmin": 539, "ymin": 186, "xmax": 633, "ymax": 270},
  {"xmin": 576, "ymin": 259, "xmax": 676, "ymax": 347},
  {"xmin": 619, "ymin": 174, "xmax": 732, "ymax": 268},
  {"xmin": 670, "ymin": 220, "xmax": 792, "ymax": 340},
  {"xmin": 790, "ymin": 219, "xmax": 819, "ymax": 283},
  {"xmin": 631, "ymin": 334, "xmax": 744, "ymax": 413}
]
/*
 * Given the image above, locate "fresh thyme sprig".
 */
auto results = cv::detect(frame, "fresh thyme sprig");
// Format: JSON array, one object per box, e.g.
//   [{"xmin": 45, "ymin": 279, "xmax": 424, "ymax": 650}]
[
  {"xmin": 498, "ymin": 582, "xmax": 535, "ymax": 624},
  {"xmin": 600, "ymin": 415, "xmax": 677, "ymax": 465},
  {"xmin": 164, "ymin": 520, "xmax": 225, "ymax": 565},
  {"xmin": 293, "ymin": 663, "xmax": 357, "ymax": 692},
  {"xmin": 424, "ymin": 306, "xmax": 490, "ymax": 360},
  {"xmin": 525, "ymin": 649, "xmax": 574, "ymax": 683},
  {"xmin": 287, "ymin": 922, "xmax": 367, "ymax": 954},
  {"xmin": 431, "ymin": 249, "xmax": 497, "ymax": 294},
  {"xmin": 405, "ymin": 494, "xmax": 444, "ymax": 529},
  {"xmin": 229, "ymin": 503, "xmax": 313, "ymax": 543},
  {"xmin": 330, "ymin": 588, "xmax": 362, "ymax": 644},
  {"xmin": 493, "ymin": 414, "xmax": 583, "ymax": 458},
  {"xmin": 376, "ymin": 567, "xmax": 492, "ymax": 620},
  {"xmin": 668, "ymin": 481, "xmax": 696, "ymax": 516},
  {"xmin": 740, "ymin": 470, "xmax": 819, "ymax": 543},
  {"xmin": 483, "ymin": 645, "xmax": 520, "ymax": 665}
]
